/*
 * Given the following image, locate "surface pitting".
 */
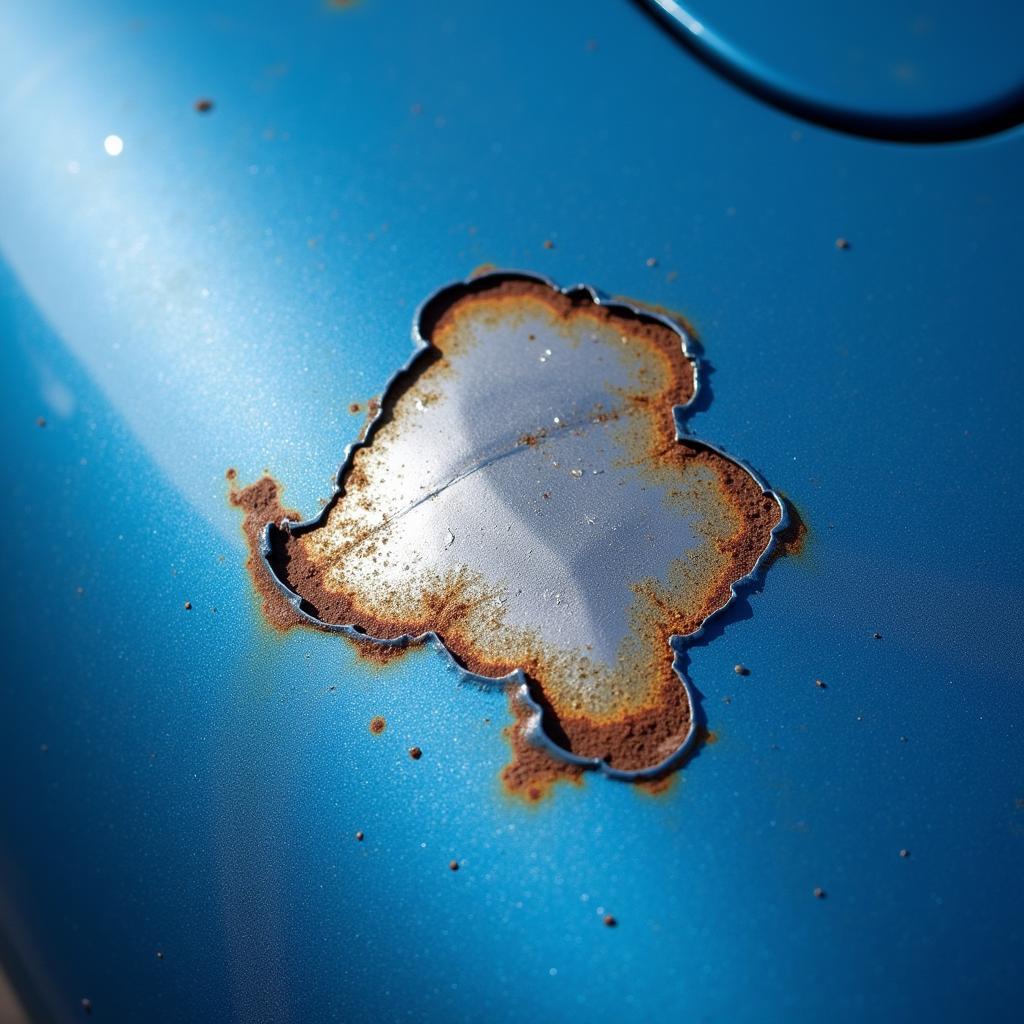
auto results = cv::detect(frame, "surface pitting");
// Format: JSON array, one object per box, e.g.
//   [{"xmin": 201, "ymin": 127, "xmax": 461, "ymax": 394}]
[{"xmin": 237, "ymin": 272, "xmax": 784, "ymax": 796}]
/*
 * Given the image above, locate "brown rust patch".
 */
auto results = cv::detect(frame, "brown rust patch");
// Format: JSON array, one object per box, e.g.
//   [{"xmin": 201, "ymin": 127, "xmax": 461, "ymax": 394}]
[
  {"xmin": 245, "ymin": 274, "xmax": 782, "ymax": 793},
  {"xmin": 228, "ymin": 474, "xmax": 303, "ymax": 631},
  {"xmin": 369, "ymin": 715, "xmax": 386, "ymax": 735},
  {"xmin": 470, "ymin": 262, "xmax": 498, "ymax": 278},
  {"xmin": 350, "ymin": 635, "xmax": 414, "ymax": 667},
  {"xmin": 501, "ymin": 691, "xmax": 584, "ymax": 803},
  {"xmin": 769, "ymin": 495, "xmax": 808, "ymax": 561}
]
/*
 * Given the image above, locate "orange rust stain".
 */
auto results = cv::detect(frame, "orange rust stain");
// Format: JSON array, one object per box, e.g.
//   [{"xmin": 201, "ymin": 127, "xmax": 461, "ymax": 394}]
[
  {"xmin": 469, "ymin": 262, "xmax": 498, "ymax": 278},
  {"xmin": 501, "ymin": 691, "xmax": 584, "ymax": 803},
  {"xmin": 228, "ymin": 474, "xmax": 304, "ymax": 632},
  {"xmin": 635, "ymin": 725, "xmax": 717, "ymax": 797},
  {"xmin": 268, "ymin": 279, "xmax": 779, "ymax": 788},
  {"xmin": 233, "ymin": 277, "xmax": 783, "ymax": 796},
  {"xmin": 351, "ymin": 636, "xmax": 415, "ymax": 668},
  {"xmin": 769, "ymin": 495, "xmax": 808, "ymax": 561},
  {"xmin": 348, "ymin": 402, "xmax": 361, "ymax": 414},
  {"xmin": 369, "ymin": 715, "xmax": 386, "ymax": 735}
]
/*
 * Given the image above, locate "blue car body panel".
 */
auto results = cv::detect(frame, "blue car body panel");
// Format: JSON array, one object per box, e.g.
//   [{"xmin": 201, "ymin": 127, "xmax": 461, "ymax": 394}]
[{"xmin": 0, "ymin": 1, "xmax": 1021, "ymax": 1021}]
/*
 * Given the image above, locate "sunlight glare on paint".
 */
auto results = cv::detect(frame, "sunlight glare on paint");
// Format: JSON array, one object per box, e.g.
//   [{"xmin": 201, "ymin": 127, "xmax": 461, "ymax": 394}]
[{"xmin": 103, "ymin": 134, "xmax": 124, "ymax": 157}]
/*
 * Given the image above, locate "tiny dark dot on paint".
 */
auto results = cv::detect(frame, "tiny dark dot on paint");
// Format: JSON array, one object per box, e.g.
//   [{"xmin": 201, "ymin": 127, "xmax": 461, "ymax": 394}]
[
  {"xmin": 734, "ymin": 664, "xmax": 750, "ymax": 676},
  {"xmin": 815, "ymin": 679, "xmax": 827, "ymax": 689},
  {"xmin": 156, "ymin": 950, "xmax": 164, "ymax": 960},
  {"xmin": 542, "ymin": 239, "xmax": 554, "ymax": 250},
  {"xmin": 899, "ymin": 849, "xmax": 910, "ymax": 859},
  {"xmin": 813, "ymin": 887, "xmax": 826, "ymax": 899},
  {"xmin": 603, "ymin": 914, "xmax": 617, "ymax": 927},
  {"xmin": 408, "ymin": 746, "xmax": 422, "ymax": 760},
  {"xmin": 449, "ymin": 860, "xmax": 459, "ymax": 871},
  {"xmin": 645, "ymin": 257, "xmax": 658, "ymax": 267},
  {"xmin": 835, "ymin": 237, "xmax": 851, "ymax": 250},
  {"xmin": 355, "ymin": 831, "xmax": 364, "ymax": 841},
  {"xmin": 81, "ymin": 998, "xmax": 93, "ymax": 1015},
  {"xmin": 349, "ymin": 402, "xmax": 361, "ymax": 413},
  {"xmin": 184, "ymin": 601, "xmax": 192, "ymax": 610},
  {"xmin": 194, "ymin": 98, "xmax": 214, "ymax": 113},
  {"xmin": 36, "ymin": 416, "xmax": 46, "ymax": 428},
  {"xmin": 872, "ymin": 632, "xmax": 882, "ymax": 640}
]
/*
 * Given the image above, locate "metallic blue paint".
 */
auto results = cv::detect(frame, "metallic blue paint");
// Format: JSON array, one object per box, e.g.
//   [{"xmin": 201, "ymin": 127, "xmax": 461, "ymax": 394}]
[
  {"xmin": 0, "ymin": 1, "xmax": 1022, "ymax": 1022},
  {"xmin": 642, "ymin": 0, "xmax": 1024, "ymax": 140}
]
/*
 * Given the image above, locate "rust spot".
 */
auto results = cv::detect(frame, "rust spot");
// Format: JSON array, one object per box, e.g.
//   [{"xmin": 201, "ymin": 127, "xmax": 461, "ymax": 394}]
[
  {"xmin": 369, "ymin": 715, "xmax": 386, "ymax": 735},
  {"xmin": 603, "ymin": 914, "xmax": 617, "ymax": 927},
  {"xmin": 502, "ymin": 691, "xmax": 584, "ymax": 803},
  {"xmin": 542, "ymin": 239, "xmax": 555, "ymax": 250},
  {"xmin": 408, "ymin": 746, "xmax": 422, "ymax": 760},
  {"xmin": 351, "ymin": 636, "xmax": 413, "ymax": 667},
  {"xmin": 470, "ymin": 262, "xmax": 498, "ymax": 278},
  {"xmin": 349, "ymin": 402, "xmax": 361, "ymax": 414},
  {"xmin": 239, "ymin": 274, "xmax": 782, "ymax": 793},
  {"xmin": 184, "ymin": 601, "xmax": 192, "ymax": 611},
  {"xmin": 228, "ymin": 474, "xmax": 304, "ymax": 631},
  {"xmin": 36, "ymin": 416, "xmax": 46, "ymax": 428},
  {"xmin": 768, "ymin": 495, "xmax": 808, "ymax": 561},
  {"xmin": 194, "ymin": 98, "xmax": 214, "ymax": 114},
  {"xmin": 449, "ymin": 859, "xmax": 460, "ymax": 871},
  {"xmin": 225, "ymin": 467, "xmax": 237, "ymax": 481},
  {"xmin": 355, "ymin": 830, "xmax": 364, "ymax": 841}
]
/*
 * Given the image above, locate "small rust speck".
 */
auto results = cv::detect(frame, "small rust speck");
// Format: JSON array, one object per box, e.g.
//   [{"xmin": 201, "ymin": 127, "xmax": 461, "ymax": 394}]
[
  {"xmin": 408, "ymin": 746, "xmax": 422, "ymax": 760},
  {"xmin": 355, "ymin": 830, "xmax": 364, "ymax": 841},
  {"xmin": 815, "ymin": 679, "xmax": 827, "ymax": 689},
  {"xmin": 813, "ymin": 887, "xmax": 826, "ymax": 899},
  {"xmin": 349, "ymin": 402, "xmax": 361, "ymax": 414},
  {"xmin": 194, "ymin": 98, "xmax": 214, "ymax": 114},
  {"xmin": 449, "ymin": 859, "xmax": 459, "ymax": 871},
  {"xmin": 899, "ymin": 849, "xmax": 910, "ymax": 859},
  {"xmin": 36, "ymin": 416, "xmax": 46, "ymax": 428},
  {"xmin": 603, "ymin": 914, "xmax": 617, "ymax": 927},
  {"xmin": 734, "ymin": 663, "xmax": 750, "ymax": 676},
  {"xmin": 225, "ymin": 467, "xmax": 237, "ymax": 481},
  {"xmin": 369, "ymin": 715, "xmax": 386, "ymax": 735},
  {"xmin": 542, "ymin": 239, "xmax": 555, "ymax": 250},
  {"xmin": 184, "ymin": 601, "xmax": 192, "ymax": 611},
  {"xmin": 835, "ymin": 237, "xmax": 851, "ymax": 250}
]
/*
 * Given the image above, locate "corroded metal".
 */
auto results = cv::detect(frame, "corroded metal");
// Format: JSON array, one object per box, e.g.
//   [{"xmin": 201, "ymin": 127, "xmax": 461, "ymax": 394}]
[{"xmin": 257, "ymin": 271, "xmax": 786, "ymax": 785}]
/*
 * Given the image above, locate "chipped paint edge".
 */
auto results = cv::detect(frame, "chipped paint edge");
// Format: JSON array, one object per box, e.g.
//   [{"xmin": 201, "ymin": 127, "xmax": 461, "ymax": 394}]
[{"xmin": 257, "ymin": 269, "xmax": 788, "ymax": 782}]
